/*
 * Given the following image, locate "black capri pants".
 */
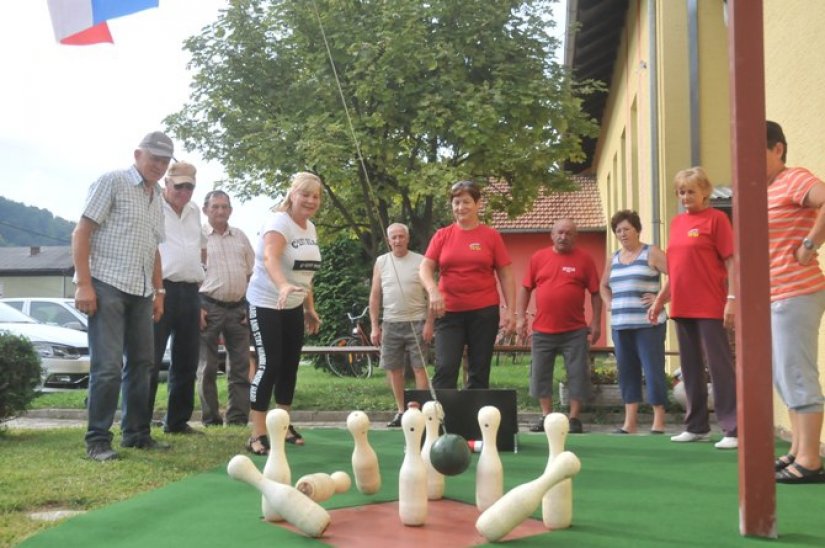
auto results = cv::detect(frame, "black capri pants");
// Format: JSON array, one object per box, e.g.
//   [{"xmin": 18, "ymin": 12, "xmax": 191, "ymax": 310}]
[{"xmin": 248, "ymin": 303, "xmax": 305, "ymax": 411}]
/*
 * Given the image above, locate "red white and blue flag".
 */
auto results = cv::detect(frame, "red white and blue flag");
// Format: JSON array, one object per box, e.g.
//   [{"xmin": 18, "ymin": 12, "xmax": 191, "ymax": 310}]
[{"xmin": 47, "ymin": 0, "xmax": 159, "ymax": 45}]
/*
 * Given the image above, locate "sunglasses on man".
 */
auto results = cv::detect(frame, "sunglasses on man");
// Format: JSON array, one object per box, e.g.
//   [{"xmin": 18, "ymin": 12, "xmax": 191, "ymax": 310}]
[{"xmin": 173, "ymin": 183, "xmax": 195, "ymax": 191}]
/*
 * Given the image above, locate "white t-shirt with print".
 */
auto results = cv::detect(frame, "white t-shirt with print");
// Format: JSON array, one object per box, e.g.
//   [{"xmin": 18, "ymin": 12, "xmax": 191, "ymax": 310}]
[{"xmin": 246, "ymin": 211, "xmax": 321, "ymax": 310}]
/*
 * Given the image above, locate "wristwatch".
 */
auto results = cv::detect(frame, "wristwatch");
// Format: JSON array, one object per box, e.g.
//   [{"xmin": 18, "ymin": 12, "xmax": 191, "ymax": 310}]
[
  {"xmin": 154, "ymin": 287, "xmax": 167, "ymax": 295},
  {"xmin": 802, "ymin": 237, "xmax": 817, "ymax": 251}
]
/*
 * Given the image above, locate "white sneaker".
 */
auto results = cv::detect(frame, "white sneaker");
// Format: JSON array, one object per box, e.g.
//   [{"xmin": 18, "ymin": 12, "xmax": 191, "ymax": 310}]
[
  {"xmin": 714, "ymin": 436, "xmax": 738, "ymax": 449},
  {"xmin": 670, "ymin": 431, "xmax": 711, "ymax": 442}
]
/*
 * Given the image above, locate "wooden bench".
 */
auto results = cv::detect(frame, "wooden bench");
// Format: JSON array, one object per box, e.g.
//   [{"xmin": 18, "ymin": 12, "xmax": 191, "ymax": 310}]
[{"xmin": 493, "ymin": 345, "xmax": 679, "ymax": 356}]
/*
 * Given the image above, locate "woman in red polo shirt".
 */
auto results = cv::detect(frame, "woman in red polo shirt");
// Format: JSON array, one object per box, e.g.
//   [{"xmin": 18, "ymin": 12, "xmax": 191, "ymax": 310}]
[
  {"xmin": 648, "ymin": 167, "xmax": 738, "ymax": 450},
  {"xmin": 420, "ymin": 180, "xmax": 516, "ymax": 389}
]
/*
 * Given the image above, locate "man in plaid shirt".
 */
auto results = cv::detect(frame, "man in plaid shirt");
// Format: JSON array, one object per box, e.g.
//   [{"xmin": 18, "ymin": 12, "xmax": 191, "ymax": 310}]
[{"xmin": 73, "ymin": 131, "xmax": 173, "ymax": 461}]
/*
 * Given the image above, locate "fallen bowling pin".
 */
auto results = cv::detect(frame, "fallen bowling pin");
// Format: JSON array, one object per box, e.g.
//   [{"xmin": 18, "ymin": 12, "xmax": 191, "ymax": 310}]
[
  {"xmin": 261, "ymin": 408, "xmax": 292, "ymax": 521},
  {"xmin": 542, "ymin": 413, "xmax": 573, "ymax": 529},
  {"xmin": 475, "ymin": 405, "xmax": 503, "ymax": 512},
  {"xmin": 475, "ymin": 451, "xmax": 581, "ymax": 543},
  {"xmin": 227, "ymin": 455, "xmax": 330, "ymax": 538},
  {"xmin": 421, "ymin": 401, "xmax": 445, "ymax": 500},
  {"xmin": 399, "ymin": 407, "xmax": 427, "ymax": 526},
  {"xmin": 295, "ymin": 471, "xmax": 351, "ymax": 502},
  {"xmin": 347, "ymin": 411, "xmax": 381, "ymax": 494}
]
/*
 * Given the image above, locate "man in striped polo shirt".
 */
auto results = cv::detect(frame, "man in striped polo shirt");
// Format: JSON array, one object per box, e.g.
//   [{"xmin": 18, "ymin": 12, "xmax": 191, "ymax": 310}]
[{"xmin": 197, "ymin": 190, "xmax": 255, "ymax": 427}]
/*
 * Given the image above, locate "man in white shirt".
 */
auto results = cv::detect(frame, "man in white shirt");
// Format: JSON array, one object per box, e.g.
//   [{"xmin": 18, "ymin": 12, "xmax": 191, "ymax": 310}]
[{"xmin": 149, "ymin": 161, "xmax": 207, "ymax": 434}]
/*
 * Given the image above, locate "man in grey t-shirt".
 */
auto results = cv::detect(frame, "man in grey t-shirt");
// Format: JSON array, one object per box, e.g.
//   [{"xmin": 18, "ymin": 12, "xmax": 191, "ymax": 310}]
[{"xmin": 369, "ymin": 223, "xmax": 433, "ymax": 427}]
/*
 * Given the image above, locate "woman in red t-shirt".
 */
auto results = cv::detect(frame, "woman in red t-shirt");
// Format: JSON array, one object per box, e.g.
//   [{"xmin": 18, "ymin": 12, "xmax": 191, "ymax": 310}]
[
  {"xmin": 420, "ymin": 180, "xmax": 516, "ymax": 389},
  {"xmin": 648, "ymin": 167, "xmax": 738, "ymax": 449}
]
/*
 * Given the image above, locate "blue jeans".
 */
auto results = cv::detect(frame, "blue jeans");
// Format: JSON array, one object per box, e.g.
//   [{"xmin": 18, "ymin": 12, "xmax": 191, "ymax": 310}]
[
  {"xmin": 85, "ymin": 279, "xmax": 154, "ymax": 446},
  {"xmin": 613, "ymin": 323, "xmax": 667, "ymax": 406}
]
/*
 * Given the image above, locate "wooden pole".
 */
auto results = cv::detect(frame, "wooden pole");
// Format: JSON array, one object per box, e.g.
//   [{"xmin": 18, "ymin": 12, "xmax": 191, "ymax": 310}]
[{"xmin": 726, "ymin": 0, "xmax": 776, "ymax": 538}]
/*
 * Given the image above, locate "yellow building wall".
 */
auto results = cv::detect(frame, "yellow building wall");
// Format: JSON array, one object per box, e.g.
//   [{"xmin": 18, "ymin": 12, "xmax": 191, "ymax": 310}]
[
  {"xmin": 589, "ymin": 1, "xmax": 824, "ymax": 441},
  {"xmin": 764, "ymin": 0, "xmax": 825, "ymax": 435},
  {"xmin": 697, "ymin": 1, "xmax": 731, "ymax": 185},
  {"xmin": 594, "ymin": 0, "xmax": 692, "ymax": 372}
]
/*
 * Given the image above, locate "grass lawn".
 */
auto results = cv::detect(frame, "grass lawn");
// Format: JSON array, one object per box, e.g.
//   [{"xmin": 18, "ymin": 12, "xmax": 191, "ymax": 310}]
[
  {"xmin": 3, "ymin": 355, "xmax": 676, "ymax": 546},
  {"xmin": 0, "ymin": 424, "xmax": 250, "ymax": 546},
  {"xmin": 29, "ymin": 358, "xmax": 551, "ymax": 413},
  {"xmin": 4, "ymin": 360, "xmax": 545, "ymax": 546}
]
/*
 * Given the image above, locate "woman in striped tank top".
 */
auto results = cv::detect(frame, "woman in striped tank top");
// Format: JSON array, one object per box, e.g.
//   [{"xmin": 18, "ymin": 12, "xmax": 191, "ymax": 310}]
[{"xmin": 601, "ymin": 210, "xmax": 669, "ymax": 434}]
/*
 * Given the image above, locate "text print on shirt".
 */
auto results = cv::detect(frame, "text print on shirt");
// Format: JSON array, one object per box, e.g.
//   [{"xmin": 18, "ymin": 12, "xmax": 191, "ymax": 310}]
[
  {"xmin": 291, "ymin": 238, "xmax": 317, "ymax": 248},
  {"xmin": 294, "ymin": 260, "xmax": 321, "ymax": 271}
]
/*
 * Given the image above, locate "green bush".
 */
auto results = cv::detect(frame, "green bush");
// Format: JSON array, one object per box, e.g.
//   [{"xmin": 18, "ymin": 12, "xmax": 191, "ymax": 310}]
[
  {"xmin": 307, "ymin": 237, "xmax": 372, "ymax": 365},
  {"xmin": 0, "ymin": 332, "xmax": 42, "ymax": 421}
]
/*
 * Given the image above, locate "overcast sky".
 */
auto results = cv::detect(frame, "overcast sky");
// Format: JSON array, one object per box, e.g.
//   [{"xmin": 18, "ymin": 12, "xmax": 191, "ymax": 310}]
[
  {"xmin": 0, "ymin": 0, "xmax": 272, "ymax": 242},
  {"xmin": 0, "ymin": 1, "xmax": 566, "ymax": 244}
]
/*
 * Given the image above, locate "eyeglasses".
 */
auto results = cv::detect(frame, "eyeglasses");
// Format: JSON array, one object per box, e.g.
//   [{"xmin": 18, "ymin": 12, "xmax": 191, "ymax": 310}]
[
  {"xmin": 173, "ymin": 183, "xmax": 195, "ymax": 191},
  {"xmin": 451, "ymin": 180, "xmax": 477, "ymax": 193}
]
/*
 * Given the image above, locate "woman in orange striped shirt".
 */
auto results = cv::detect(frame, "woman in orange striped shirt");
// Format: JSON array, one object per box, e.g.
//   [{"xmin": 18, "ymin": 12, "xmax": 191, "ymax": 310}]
[{"xmin": 767, "ymin": 121, "xmax": 825, "ymax": 484}]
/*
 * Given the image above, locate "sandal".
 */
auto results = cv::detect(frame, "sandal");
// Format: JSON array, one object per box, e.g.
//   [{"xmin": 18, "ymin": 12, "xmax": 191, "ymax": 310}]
[
  {"xmin": 775, "ymin": 462, "xmax": 825, "ymax": 484},
  {"xmin": 245, "ymin": 434, "xmax": 269, "ymax": 455},
  {"xmin": 774, "ymin": 454, "xmax": 795, "ymax": 471},
  {"xmin": 286, "ymin": 425, "xmax": 305, "ymax": 446}
]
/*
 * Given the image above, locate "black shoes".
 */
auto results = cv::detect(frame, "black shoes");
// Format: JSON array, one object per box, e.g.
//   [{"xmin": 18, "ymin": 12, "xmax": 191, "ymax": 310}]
[
  {"xmin": 529, "ymin": 416, "xmax": 584, "ymax": 433},
  {"xmin": 387, "ymin": 412, "xmax": 403, "ymax": 427},
  {"xmin": 568, "ymin": 417, "xmax": 584, "ymax": 434},
  {"xmin": 121, "ymin": 436, "xmax": 171, "ymax": 450},
  {"xmin": 164, "ymin": 424, "xmax": 204, "ymax": 435},
  {"xmin": 86, "ymin": 443, "xmax": 118, "ymax": 462},
  {"xmin": 529, "ymin": 416, "xmax": 546, "ymax": 432}
]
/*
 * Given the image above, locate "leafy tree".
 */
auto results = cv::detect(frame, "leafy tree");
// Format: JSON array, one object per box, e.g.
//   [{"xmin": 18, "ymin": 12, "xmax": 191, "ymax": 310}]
[
  {"xmin": 307, "ymin": 236, "xmax": 372, "ymax": 347},
  {"xmin": 166, "ymin": 0, "xmax": 600, "ymax": 258}
]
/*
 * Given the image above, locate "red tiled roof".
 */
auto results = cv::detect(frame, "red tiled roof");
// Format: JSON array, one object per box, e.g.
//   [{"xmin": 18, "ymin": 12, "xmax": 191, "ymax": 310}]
[{"xmin": 486, "ymin": 175, "xmax": 605, "ymax": 233}]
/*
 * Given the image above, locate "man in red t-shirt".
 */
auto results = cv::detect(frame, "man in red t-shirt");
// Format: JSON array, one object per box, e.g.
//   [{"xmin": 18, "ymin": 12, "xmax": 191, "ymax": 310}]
[{"xmin": 517, "ymin": 219, "xmax": 602, "ymax": 434}]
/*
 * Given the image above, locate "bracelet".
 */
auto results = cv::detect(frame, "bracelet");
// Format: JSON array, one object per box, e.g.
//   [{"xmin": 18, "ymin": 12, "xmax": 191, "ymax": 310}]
[
  {"xmin": 154, "ymin": 288, "xmax": 167, "ymax": 295},
  {"xmin": 726, "ymin": 295, "xmax": 735, "ymax": 300}
]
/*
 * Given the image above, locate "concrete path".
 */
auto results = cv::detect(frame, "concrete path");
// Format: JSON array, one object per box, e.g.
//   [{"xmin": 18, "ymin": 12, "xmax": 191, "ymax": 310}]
[{"xmin": 6, "ymin": 408, "xmax": 685, "ymax": 434}]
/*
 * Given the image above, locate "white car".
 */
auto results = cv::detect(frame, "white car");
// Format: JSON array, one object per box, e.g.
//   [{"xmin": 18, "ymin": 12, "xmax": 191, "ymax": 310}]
[
  {"xmin": 1, "ymin": 297, "xmax": 206, "ymax": 377},
  {"xmin": 0, "ymin": 301, "xmax": 90, "ymax": 391},
  {"xmin": 1, "ymin": 297, "xmax": 87, "ymax": 332}
]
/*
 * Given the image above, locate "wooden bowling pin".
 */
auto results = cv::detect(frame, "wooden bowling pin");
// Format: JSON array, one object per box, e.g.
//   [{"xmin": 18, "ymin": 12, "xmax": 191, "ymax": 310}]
[
  {"xmin": 475, "ymin": 451, "xmax": 581, "ymax": 543},
  {"xmin": 475, "ymin": 405, "xmax": 503, "ymax": 511},
  {"xmin": 261, "ymin": 408, "xmax": 291, "ymax": 521},
  {"xmin": 227, "ymin": 455, "xmax": 330, "ymax": 538},
  {"xmin": 542, "ymin": 413, "xmax": 573, "ymax": 529},
  {"xmin": 346, "ymin": 411, "xmax": 381, "ymax": 494},
  {"xmin": 295, "ymin": 471, "xmax": 351, "ymax": 502},
  {"xmin": 398, "ymin": 407, "xmax": 427, "ymax": 526},
  {"xmin": 421, "ymin": 401, "xmax": 445, "ymax": 500}
]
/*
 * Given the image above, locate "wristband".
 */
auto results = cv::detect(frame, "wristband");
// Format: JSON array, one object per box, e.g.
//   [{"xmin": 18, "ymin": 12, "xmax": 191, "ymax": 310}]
[{"xmin": 726, "ymin": 295, "xmax": 735, "ymax": 300}]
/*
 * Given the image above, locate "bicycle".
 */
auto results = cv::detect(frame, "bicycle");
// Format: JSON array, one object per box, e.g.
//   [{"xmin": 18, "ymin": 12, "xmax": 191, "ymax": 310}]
[{"xmin": 326, "ymin": 305, "xmax": 374, "ymax": 378}]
